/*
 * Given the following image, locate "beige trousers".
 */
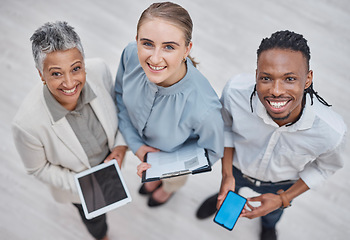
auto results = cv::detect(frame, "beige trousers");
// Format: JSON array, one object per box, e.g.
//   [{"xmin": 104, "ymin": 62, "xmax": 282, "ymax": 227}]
[{"xmin": 162, "ymin": 175, "xmax": 188, "ymax": 193}]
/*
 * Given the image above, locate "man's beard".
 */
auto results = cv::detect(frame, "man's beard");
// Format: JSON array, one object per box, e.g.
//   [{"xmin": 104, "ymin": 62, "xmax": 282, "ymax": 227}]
[{"xmin": 267, "ymin": 111, "xmax": 291, "ymax": 122}]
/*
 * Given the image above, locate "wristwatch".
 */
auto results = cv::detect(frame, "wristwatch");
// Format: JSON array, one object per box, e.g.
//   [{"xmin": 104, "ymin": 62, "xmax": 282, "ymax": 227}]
[{"xmin": 277, "ymin": 189, "xmax": 291, "ymax": 209}]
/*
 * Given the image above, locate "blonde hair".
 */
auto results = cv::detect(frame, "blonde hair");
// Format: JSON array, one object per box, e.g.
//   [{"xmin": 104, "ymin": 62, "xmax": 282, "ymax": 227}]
[{"xmin": 137, "ymin": 2, "xmax": 198, "ymax": 67}]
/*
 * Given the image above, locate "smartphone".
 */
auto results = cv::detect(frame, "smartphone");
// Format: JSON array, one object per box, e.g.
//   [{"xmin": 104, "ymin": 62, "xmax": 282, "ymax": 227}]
[{"xmin": 213, "ymin": 190, "xmax": 247, "ymax": 231}]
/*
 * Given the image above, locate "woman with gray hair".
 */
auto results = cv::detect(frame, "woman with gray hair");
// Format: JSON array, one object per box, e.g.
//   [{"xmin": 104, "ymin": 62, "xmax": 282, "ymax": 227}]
[{"xmin": 12, "ymin": 21, "xmax": 126, "ymax": 240}]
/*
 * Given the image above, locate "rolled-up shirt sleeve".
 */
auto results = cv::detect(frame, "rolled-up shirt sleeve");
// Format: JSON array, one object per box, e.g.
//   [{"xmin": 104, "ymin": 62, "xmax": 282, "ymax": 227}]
[
  {"xmin": 220, "ymin": 85, "xmax": 235, "ymax": 148},
  {"xmin": 299, "ymin": 133, "xmax": 346, "ymax": 189}
]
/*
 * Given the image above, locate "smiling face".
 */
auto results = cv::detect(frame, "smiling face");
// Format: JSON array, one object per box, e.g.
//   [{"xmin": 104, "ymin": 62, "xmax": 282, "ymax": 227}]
[
  {"xmin": 39, "ymin": 48, "xmax": 86, "ymax": 111},
  {"xmin": 136, "ymin": 18, "xmax": 192, "ymax": 87},
  {"xmin": 256, "ymin": 48, "xmax": 313, "ymax": 126}
]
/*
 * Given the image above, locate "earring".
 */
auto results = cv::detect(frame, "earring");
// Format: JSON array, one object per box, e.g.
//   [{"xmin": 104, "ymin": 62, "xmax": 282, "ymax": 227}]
[{"xmin": 42, "ymin": 81, "xmax": 46, "ymax": 85}]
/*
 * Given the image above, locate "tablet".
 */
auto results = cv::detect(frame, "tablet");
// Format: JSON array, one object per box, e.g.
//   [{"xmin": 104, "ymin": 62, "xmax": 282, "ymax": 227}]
[{"xmin": 74, "ymin": 159, "xmax": 132, "ymax": 219}]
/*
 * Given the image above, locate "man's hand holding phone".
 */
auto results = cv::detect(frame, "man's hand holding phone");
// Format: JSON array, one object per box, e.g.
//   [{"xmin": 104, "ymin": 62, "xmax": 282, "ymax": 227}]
[
  {"xmin": 217, "ymin": 174, "xmax": 236, "ymax": 210},
  {"xmin": 214, "ymin": 190, "xmax": 247, "ymax": 231}
]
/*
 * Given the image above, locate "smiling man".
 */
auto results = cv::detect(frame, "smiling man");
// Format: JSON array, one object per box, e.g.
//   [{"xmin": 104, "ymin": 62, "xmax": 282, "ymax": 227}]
[
  {"xmin": 256, "ymin": 47, "xmax": 312, "ymax": 126},
  {"xmin": 196, "ymin": 30, "xmax": 347, "ymax": 240}
]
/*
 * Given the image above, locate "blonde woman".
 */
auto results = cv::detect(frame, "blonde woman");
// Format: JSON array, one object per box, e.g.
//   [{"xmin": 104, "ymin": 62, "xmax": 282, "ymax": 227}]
[{"xmin": 115, "ymin": 2, "xmax": 224, "ymax": 207}]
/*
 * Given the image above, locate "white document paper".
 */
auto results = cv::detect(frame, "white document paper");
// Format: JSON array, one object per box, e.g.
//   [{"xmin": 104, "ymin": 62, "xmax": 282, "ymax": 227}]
[{"xmin": 145, "ymin": 141, "xmax": 209, "ymax": 180}]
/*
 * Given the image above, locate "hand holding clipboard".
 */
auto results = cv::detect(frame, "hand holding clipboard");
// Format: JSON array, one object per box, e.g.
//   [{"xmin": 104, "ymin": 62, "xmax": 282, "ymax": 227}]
[{"xmin": 138, "ymin": 140, "xmax": 211, "ymax": 183}]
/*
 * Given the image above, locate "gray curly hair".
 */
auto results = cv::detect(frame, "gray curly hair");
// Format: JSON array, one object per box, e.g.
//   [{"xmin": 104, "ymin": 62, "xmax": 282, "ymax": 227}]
[{"xmin": 30, "ymin": 21, "xmax": 84, "ymax": 72}]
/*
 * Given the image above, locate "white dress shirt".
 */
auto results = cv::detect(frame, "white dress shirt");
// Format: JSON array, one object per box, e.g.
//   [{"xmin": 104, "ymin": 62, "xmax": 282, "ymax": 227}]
[{"xmin": 221, "ymin": 74, "xmax": 347, "ymax": 189}]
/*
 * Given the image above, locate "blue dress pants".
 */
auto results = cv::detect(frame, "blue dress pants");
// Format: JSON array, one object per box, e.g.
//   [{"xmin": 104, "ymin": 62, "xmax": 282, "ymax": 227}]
[{"xmin": 232, "ymin": 166, "xmax": 294, "ymax": 229}]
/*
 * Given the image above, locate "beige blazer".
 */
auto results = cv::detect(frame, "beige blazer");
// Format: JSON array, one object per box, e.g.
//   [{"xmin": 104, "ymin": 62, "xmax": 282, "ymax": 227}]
[{"xmin": 12, "ymin": 58, "xmax": 125, "ymax": 203}]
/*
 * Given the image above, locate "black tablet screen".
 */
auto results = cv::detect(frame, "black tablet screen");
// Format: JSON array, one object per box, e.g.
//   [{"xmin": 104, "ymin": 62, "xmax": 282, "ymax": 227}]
[{"xmin": 77, "ymin": 165, "xmax": 128, "ymax": 213}]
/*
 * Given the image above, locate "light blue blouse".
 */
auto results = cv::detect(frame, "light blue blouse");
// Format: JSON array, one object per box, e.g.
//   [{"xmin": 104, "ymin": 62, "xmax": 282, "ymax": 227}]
[{"xmin": 115, "ymin": 42, "xmax": 224, "ymax": 164}]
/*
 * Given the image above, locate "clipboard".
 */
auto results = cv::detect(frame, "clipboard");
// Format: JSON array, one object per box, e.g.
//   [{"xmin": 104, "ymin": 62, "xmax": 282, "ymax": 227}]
[{"xmin": 141, "ymin": 141, "xmax": 211, "ymax": 183}]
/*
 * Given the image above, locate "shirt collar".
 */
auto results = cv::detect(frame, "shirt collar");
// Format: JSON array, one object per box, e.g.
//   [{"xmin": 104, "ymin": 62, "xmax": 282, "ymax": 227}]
[
  {"xmin": 43, "ymin": 81, "xmax": 96, "ymax": 122},
  {"xmin": 255, "ymin": 94, "xmax": 315, "ymax": 130}
]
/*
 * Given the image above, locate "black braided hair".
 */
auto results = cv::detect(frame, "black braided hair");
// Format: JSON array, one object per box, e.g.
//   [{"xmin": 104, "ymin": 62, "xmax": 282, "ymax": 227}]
[
  {"xmin": 250, "ymin": 30, "xmax": 331, "ymax": 112},
  {"xmin": 304, "ymin": 82, "xmax": 331, "ymax": 107},
  {"xmin": 250, "ymin": 84, "xmax": 256, "ymax": 113}
]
